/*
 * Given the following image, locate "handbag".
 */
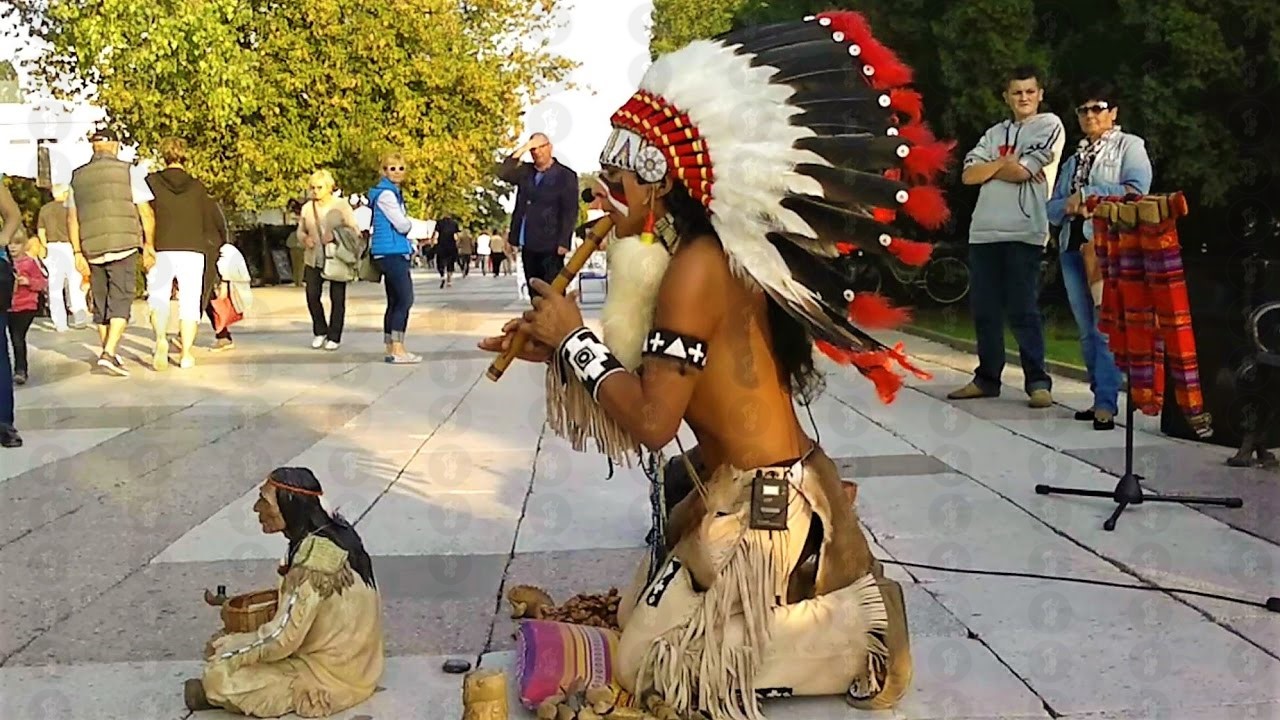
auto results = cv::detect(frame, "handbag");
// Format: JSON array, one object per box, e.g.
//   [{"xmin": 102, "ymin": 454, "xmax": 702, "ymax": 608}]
[
  {"xmin": 0, "ymin": 247, "xmax": 13, "ymax": 315},
  {"xmin": 210, "ymin": 292, "xmax": 243, "ymax": 334}
]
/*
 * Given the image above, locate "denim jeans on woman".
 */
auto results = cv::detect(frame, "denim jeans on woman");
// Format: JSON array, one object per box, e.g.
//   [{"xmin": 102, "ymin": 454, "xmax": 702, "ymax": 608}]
[
  {"xmin": 376, "ymin": 253, "xmax": 414, "ymax": 343},
  {"xmin": 1059, "ymin": 250, "xmax": 1122, "ymax": 414}
]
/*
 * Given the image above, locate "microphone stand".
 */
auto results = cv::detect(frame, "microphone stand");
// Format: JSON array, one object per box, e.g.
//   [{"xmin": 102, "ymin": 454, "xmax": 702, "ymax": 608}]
[{"xmin": 1034, "ymin": 193, "xmax": 1243, "ymax": 531}]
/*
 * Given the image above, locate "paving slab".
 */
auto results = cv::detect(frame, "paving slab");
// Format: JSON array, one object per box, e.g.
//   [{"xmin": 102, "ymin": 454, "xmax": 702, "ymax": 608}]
[
  {"xmin": 0, "ymin": 659, "xmax": 197, "ymax": 720},
  {"xmin": 359, "ymin": 449, "xmax": 536, "ymax": 556},
  {"xmin": 0, "ymin": 428, "xmax": 128, "ymax": 483}
]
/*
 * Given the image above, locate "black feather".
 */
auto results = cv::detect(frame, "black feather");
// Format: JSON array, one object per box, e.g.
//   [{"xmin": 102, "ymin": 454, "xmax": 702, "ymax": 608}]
[
  {"xmin": 719, "ymin": 22, "xmax": 830, "ymax": 54},
  {"xmin": 761, "ymin": 234, "xmax": 891, "ymax": 355},
  {"xmin": 793, "ymin": 135, "xmax": 910, "ymax": 172},
  {"xmin": 768, "ymin": 232, "xmax": 855, "ymax": 311},
  {"xmin": 793, "ymin": 103, "xmax": 894, "ymax": 131},
  {"xmin": 778, "ymin": 194, "xmax": 905, "ymax": 262},
  {"xmin": 776, "ymin": 68, "xmax": 877, "ymax": 98},
  {"xmin": 789, "ymin": 88, "xmax": 888, "ymax": 108},
  {"xmin": 794, "ymin": 163, "xmax": 909, "ymax": 209},
  {"xmin": 746, "ymin": 39, "xmax": 851, "ymax": 76}
]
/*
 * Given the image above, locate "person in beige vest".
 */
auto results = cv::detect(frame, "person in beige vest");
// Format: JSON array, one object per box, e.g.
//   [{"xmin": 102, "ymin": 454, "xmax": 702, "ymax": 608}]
[{"xmin": 68, "ymin": 127, "xmax": 157, "ymax": 377}]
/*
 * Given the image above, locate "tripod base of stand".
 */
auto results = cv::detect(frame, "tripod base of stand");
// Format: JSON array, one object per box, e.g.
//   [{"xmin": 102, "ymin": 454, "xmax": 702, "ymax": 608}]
[{"xmin": 1036, "ymin": 473, "xmax": 1243, "ymax": 531}]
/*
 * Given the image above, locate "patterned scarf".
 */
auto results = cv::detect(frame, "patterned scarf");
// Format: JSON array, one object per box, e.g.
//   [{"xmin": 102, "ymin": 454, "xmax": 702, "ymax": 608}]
[{"xmin": 1070, "ymin": 126, "xmax": 1121, "ymax": 195}]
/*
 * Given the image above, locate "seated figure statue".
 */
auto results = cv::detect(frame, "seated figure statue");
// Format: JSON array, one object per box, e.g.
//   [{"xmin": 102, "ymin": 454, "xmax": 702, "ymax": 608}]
[{"xmin": 184, "ymin": 467, "xmax": 385, "ymax": 717}]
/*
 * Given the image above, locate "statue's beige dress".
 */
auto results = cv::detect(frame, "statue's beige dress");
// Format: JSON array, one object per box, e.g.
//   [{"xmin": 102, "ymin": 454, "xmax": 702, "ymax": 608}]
[{"xmin": 203, "ymin": 535, "xmax": 385, "ymax": 718}]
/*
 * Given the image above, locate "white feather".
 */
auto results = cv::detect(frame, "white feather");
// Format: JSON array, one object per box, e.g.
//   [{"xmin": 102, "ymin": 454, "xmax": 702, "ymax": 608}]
[{"xmin": 637, "ymin": 39, "xmax": 832, "ymax": 312}]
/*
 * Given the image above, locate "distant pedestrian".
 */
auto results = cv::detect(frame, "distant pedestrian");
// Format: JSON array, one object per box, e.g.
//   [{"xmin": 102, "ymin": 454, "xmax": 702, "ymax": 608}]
[
  {"xmin": 7, "ymin": 229, "xmax": 47, "ymax": 386},
  {"xmin": 37, "ymin": 184, "xmax": 89, "ymax": 330},
  {"xmin": 67, "ymin": 127, "xmax": 157, "ymax": 377},
  {"xmin": 457, "ymin": 227, "xmax": 474, "ymax": 278},
  {"xmin": 432, "ymin": 216, "xmax": 460, "ymax": 288},
  {"xmin": 497, "ymin": 133, "xmax": 579, "ymax": 296},
  {"xmin": 295, "ymin": 170, "xmax": 359, "ymax": 351},
  {"xmin": 368, "ymin": 151, "xmax": 421, "ymax": 364},
  {"xmin": 487, "ymin": 229, "xmax": 505, "ymax": 276}
]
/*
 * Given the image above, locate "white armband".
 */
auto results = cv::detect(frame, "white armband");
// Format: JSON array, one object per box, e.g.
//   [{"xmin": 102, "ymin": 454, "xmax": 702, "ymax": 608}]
[{"xmin": 557, "ymin": 327, "xmax": 625, "ymax": 400}]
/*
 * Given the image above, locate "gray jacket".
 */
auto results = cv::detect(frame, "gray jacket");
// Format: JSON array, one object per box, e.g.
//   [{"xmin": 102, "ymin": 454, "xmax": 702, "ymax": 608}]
[{"xmin": 964, "ymin": 113, "xmax": 1066, "ymax": 247}]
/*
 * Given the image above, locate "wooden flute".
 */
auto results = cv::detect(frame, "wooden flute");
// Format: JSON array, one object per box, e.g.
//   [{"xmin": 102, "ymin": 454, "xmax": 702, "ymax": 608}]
[{"xmin": 485, "ymin": 215, "xmax": 614, "ymax": 382}]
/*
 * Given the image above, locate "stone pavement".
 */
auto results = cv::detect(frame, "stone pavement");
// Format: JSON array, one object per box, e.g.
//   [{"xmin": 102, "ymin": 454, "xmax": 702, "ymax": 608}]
[{"xmin": 1, "ymin": 267, "xmax": 1277, "ymax": 720}]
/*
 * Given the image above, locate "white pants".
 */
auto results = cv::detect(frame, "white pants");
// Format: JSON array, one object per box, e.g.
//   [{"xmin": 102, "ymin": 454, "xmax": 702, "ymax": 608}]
[
  {"xmin": 147, "ymin": 250, "xmax": 206, "ymax": 322},
  {"xmin": 44, "ymin": 242, "xmax": 88, "ymax": 329}
]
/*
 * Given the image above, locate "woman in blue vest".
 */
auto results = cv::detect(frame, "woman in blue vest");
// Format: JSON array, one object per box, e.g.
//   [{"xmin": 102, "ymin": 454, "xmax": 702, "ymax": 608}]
[{"xmin": 368, "ymin": 152, "xmax": 421, "ymax": 364}]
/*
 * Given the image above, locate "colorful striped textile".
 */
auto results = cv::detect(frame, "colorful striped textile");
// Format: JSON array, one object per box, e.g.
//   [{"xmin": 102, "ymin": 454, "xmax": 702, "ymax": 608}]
[
  {"xmin": 1091, "ymin": 194, "xmax": 1205, "ymax": 418},
  {"xmin": 514, "ymin": 619, "xmax": 634, "ymax": 710}
]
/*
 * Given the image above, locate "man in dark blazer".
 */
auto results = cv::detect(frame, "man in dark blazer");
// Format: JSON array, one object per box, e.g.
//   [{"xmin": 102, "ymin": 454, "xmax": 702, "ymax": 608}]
[{"xmin": 497, "ymin": 133, "xmax": 579, "ymax": 295}]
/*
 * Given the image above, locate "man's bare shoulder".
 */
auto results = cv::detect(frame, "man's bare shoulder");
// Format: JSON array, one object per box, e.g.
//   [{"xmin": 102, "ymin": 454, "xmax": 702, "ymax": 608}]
[{"xmin": 655, "ymin": 234, "xmax": 729, "ymax": 322}]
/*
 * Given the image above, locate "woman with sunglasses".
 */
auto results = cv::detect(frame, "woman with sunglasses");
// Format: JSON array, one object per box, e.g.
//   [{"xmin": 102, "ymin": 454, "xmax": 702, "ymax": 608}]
[
  {"xmin": 1047, "ymin": 81, "xmax": 1153, "ymax": 430},
  {"xmin": 368, "ymin": 152, "xmax": 421, "ymax": 364}
]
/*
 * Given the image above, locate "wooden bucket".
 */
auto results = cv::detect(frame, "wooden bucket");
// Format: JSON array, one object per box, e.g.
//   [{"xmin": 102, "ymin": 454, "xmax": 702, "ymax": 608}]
[{"xmin": 221, "ymin": 589, "xmax": 279, "ymax": 633}]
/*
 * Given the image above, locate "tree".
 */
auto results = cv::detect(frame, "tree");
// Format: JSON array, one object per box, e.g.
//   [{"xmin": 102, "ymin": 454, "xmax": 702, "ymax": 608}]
[
  {"xmin": 647, "ymin": 0, "xmax": 1280, "ymax": 223},
  {"xmin": 649, "ymin": 0, "xmax": 749, "ymax": 56},
  {"xmin": 2, "ymin": 0, "xmax": 576, "ymax": 217}
]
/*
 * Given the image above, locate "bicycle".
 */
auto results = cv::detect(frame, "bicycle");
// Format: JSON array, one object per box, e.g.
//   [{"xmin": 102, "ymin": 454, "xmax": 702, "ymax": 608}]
[{"xmin": 846, "ymin": 242, "xmax": 972, "ymax": 305}]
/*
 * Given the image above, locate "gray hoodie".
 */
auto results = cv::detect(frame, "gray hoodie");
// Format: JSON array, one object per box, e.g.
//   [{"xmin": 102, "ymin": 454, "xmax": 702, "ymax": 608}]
[{"xmin": 964, "ymin": 113, "xmax": 1066, "ymax": 247}]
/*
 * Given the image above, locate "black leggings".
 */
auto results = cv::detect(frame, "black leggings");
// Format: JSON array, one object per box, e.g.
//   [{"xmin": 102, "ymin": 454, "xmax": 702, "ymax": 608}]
[
  {"xmin": 304, "ymin": 265, "xmax": 346, "ymax": 342},
  {"xmin": 8, "ymin": 310, "xmax": 36, "ymax": 374},
  {"xmin": 489, "ymin": 254, "xmax": 503, "ymax": 276}
]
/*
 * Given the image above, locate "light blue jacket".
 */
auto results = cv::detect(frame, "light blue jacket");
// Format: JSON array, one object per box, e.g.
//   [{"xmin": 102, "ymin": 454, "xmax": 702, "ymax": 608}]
[
  {"xmin": 1047, "ymin": 129, "xmax": 1152, "ymax": 251},
  {"xmin": 965, "ymin": 113, "xmax": 1066, "ymax": 247}
]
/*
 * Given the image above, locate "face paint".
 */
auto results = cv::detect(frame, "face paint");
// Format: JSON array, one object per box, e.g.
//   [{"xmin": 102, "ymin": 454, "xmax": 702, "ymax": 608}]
[{"xmin": 598, "ymin": 169, "xmax": 629, "ymax": 213}]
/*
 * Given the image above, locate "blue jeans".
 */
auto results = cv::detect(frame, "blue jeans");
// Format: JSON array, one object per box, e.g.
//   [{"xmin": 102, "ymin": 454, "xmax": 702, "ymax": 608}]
[
  {"xmin": 1060, "ymin": 250, "xmax": 1122, "ymax": 414},
  {"xmin": 1, "ymin": 313, "xmax": 13, "ymax": 425},
  {"xmin": 968, "ymin": 242, "xmax": 1053, "ymax": 394},
  {"xmin": 376, "ymin": 254, "xmax": 414, "ymax": 343}
]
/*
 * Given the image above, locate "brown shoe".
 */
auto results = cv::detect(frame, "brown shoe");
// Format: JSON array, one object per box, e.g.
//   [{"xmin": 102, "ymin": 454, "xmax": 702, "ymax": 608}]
[
  {"xmin": 848, "ymin": 578, "xmax": 912, "ymax": 710},
  {"xmin": 184, "ymin": 678, "xmax": 215, "ymax": 712},
  {"xmin": 1028, "ymin": 389, "xmax": 1053, "ymax": 409},
  {"xmin": 947, "ymin": 382, "xmax": 996, "ymax": 400}
]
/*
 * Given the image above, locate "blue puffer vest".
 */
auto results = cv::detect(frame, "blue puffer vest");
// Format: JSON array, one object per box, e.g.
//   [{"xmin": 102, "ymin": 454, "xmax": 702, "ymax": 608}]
[{"xmin": 368, "ymin": 177, "xmax": 412, "ymax": 257}]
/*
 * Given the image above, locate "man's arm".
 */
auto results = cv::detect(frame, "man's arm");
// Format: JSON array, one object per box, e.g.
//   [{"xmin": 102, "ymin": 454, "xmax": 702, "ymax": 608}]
[
  {"xmin": 960, "ymin": 128, "xmax": 1003, "ymax": 185},
  {"xmin": 0, "ymin": 182, "xmax": 20, "ymax": 245},
  {"xmin": 588, "ymin": 241, "xmax": 724, "ymax": 450},
  {"xmin": 1005, "ymin": 116, "xmax": 1064, "ymax": 183},
  {"xmin": 137, "ymin": 202, "xmax": 156, "ymax": 249},
  {"xmin": 497, "ymin": 139, "xmax": 537, "ymax": 184}
]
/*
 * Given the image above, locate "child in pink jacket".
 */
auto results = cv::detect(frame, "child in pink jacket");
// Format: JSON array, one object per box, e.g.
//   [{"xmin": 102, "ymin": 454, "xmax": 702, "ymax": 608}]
[{"xmin": 9, "ymin": 234, "xmax": 48, "ymax": 385}]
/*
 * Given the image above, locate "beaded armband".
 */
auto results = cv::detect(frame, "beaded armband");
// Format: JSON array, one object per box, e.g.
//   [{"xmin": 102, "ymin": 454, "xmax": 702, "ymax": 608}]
[
  {"xmin": 642, "ymin": 328, "xmax": 709, "ymax": 372},
  {"xmin": 557, "ymin": 327, "xmax": 625, "ymax": 400}
]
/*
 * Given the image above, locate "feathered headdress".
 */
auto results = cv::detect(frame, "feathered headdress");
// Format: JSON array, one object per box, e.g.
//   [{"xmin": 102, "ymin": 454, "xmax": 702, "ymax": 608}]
[{"xmin": 599, "ymin": 11, "xmax": 956, "ymax": 402}]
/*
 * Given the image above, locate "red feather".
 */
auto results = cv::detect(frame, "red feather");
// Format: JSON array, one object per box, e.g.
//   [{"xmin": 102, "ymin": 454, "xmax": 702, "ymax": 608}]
[
  {"xmin": 872, "ymin": 207, "xmax": 897, "ymax": 224},
  {"xmin": 887, "ymin": 342, "xmax": 933, "ymax": 380},
  {"xmin": 898, "ymin": 122, "xmax": 938, "ymax": 147},
  {"xmin": 902, "ymin": 139, "xmax": 957, "ymax": 184},
  {"xmin": 814, "ymin": 338, "xmax": 932, "ymax": 402},
  {"xmin": 885, "ymin": 237, "xmax": 934, "ymax": 266},
  {"xmin": 817, "ymin": 11, "xmax": 914, "ymax": 89},
  {"xmin": 849, "ymin": 293, "xmax": 911, "ymax": 328},
  {"xmin": 836, "ymin": 241, "xmax": 857, "ymax": 255},
  {"xmin": 901, "ymin": 184, "xmax": 950, "ymax": 230},
  {"xmin": 888, "ymin": 88, "xmax": 923, "ymax": 123}
]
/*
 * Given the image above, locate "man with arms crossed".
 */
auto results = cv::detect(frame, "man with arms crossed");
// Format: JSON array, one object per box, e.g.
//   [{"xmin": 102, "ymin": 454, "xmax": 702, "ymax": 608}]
[{"xmin": 948, "ymin": 65, "xmax": 1065, "ymax": 407}]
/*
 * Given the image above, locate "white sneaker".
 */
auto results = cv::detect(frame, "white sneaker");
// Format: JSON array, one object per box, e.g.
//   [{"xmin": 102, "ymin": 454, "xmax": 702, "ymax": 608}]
[
  {"xmin": 312, "ymin": 336, "xmax": 325, "ymax": 349},
  {"xmin": 324, "ymin": 340, "xmax": 340, "ymax": 351}
]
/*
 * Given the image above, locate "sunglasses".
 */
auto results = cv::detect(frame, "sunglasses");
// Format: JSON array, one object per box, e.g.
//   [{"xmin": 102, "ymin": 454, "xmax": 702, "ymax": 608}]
[
  {"xmin": 1076, "ymin": 102, "xmax": 1111, "ymax": 115},
  {"xmin": 384, "ymin": 166, "xmax": 405, "ymax": 172}
]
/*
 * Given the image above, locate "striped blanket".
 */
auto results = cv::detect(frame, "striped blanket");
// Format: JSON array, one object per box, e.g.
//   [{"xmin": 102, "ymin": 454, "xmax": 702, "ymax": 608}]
[{"xmin": 1092, "ymin": 195, "xmax": 1206, "ymax": 419}]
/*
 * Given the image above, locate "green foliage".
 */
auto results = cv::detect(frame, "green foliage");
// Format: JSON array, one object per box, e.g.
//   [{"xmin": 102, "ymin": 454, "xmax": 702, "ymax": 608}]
[
  {"xmin": 648, "ymin": 0, "xmax": 1280, "ymax": 214},
  {"xmin": 3, "ymin": 0, "xmax": 576, "ymax": 220},
  {"xmin": 649, "ymin": 0, "xmax": 748, "ymax": 56}
]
